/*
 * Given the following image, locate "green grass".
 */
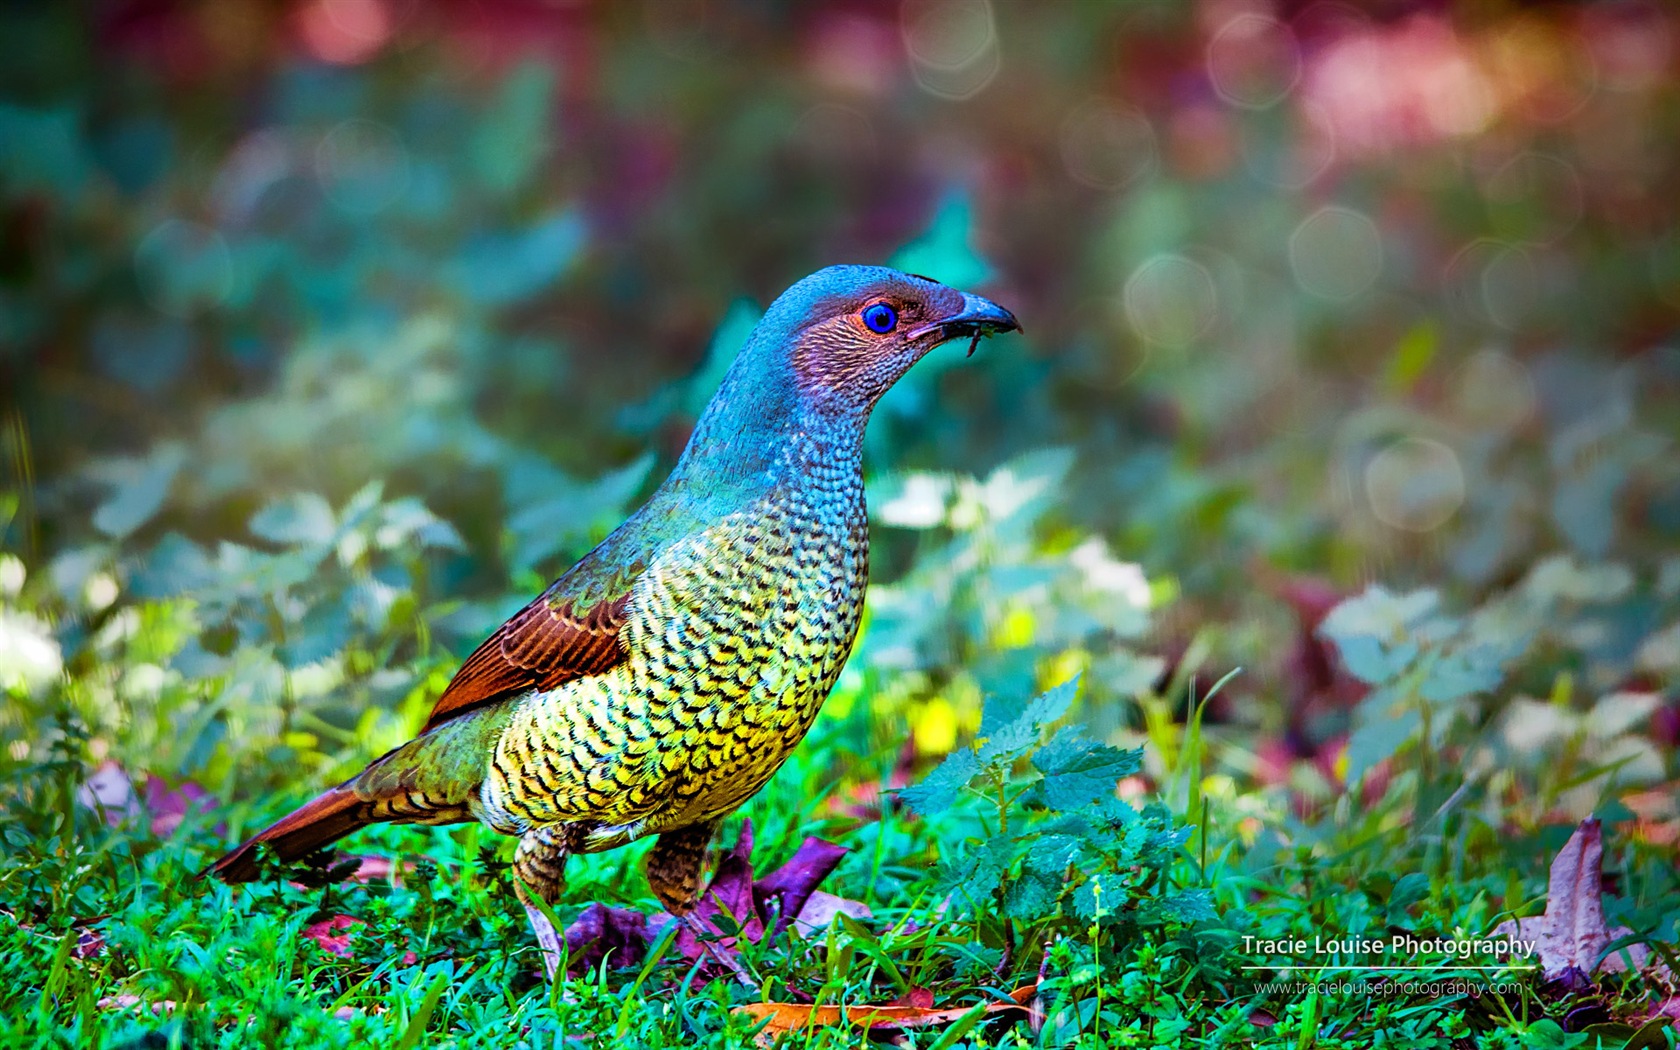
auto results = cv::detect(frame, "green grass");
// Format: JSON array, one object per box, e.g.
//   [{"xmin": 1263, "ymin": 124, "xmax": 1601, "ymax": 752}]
[{"xmin": 5, "ymin": 663, "xmax": 1678, "ymax": 1049}]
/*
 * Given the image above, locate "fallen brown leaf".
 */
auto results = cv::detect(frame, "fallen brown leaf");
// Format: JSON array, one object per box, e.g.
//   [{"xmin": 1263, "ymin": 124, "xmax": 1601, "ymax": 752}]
[
  {"xmin": 1492, "ymin": 818, "xmax": 1667, "ymax": 987},
  {"xmin": 734, "ymin": 984, "xmax": 1036, "ymax": 1045},
  {"xmin": 790, "ymin": 890, "xmax": 871, "ymax": 938}
]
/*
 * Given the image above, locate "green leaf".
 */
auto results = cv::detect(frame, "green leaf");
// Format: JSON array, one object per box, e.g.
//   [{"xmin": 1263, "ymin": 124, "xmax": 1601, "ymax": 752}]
[
  {"xmin": 936, "ymin": 836, "xmax": 1013, "ymax": 910},
  {"xmin": 249, "ymin": 492, "xmax": 337, "ymax": 547},
  {"xmin": 1071, "ymin": 870, "xmax": 1130, "ymax": 921},
  {"xmin": 1023, "ymin": 832, "xmax": 1087, "ymax": 878},
  {"xmin": 977, "ymin": 676, "xmax": 1080, "ymax": 761},
  {"xmin": 92, "ymin": 442, "xmax": 186, "ymax": 539},
  {"xmin": 1386, "ymin": 872, "xmax": 1430, "ymax": 917},
  {"xmin": 1345, "ymin": 701, "xmax": 1420, "ymax": 783},
  {"xmin": 1032, "ymin": 726, "xmax": 1142, "ymax": 811},
  {"xmin": 1332, "ymin": 634, "xmax": 1418, "ymax": 686},
  {"xmin": 1002, "ymin": 868, "xmax": 1062, "ymax": 919},
  {"xmin": 1140, "ymin": 889, "xmax": 1217, "ymax": 925},
  {"xmin": 897, "ymin": 746, "xmax": 980, "ymax": 815},
  {"xmin": 469, "ymin": 61, "xmax": 555, "ymax": 196}
]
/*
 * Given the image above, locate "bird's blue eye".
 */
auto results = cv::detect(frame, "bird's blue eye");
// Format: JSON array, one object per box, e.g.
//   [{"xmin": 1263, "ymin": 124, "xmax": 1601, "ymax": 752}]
[{"xmin": 862, "ymin": 302, "xmax": 898, "ymax": 334}]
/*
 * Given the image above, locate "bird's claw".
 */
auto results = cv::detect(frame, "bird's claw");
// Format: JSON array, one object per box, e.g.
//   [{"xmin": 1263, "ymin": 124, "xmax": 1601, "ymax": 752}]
[{"xmin": 524, "ymin": 900, "xmax": 564, "ymax": 981}]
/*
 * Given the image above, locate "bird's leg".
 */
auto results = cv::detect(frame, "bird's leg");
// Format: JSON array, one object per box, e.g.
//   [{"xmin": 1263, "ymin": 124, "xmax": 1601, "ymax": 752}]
[
  {"xmin": 646, "ymin": 820, "xmax": 758, "ymax": 990},
  {"xmin": 644, "ymin": 819, "xmax": 716, "ymax": 914},
  {"xmin": 513, "ymin": 827, "xmax": 570, "ymax": 980}
]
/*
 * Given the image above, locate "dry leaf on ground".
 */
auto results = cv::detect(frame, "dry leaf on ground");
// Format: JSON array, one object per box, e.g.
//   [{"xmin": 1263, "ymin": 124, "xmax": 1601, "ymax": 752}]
[
  {"xmin": 1492, "ymin": 818, "xmax": 1670, "ymax": 988},
  {"xmin": 734, "ymin": 984, "xmax": 1036, "ymax": 1045}
]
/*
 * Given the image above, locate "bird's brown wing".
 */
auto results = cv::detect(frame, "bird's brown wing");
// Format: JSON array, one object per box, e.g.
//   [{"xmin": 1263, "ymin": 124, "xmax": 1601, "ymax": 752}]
[{"xmin": 422, "ymin": 586, "xmax": 632, "ymax": 732}]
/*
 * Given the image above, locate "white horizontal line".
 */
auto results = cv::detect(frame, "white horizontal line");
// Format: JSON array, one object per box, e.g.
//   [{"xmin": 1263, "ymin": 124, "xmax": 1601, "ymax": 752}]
[{"xmin": 1241, "ymin": 965, "xmax": 1538, "ymax": 972}]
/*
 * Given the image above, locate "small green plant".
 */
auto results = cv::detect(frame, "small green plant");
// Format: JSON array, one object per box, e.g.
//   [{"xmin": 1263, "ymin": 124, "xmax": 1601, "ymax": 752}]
[{"xmin": 897, "ymin": 677, "xmax": 1237, "ymax": 1037}]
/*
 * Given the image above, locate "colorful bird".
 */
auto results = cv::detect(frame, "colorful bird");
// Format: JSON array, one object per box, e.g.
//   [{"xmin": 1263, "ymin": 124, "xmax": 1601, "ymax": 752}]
[{"xmin": 208, "ymin": 265, "xmax": 1019, "ymax": 977}]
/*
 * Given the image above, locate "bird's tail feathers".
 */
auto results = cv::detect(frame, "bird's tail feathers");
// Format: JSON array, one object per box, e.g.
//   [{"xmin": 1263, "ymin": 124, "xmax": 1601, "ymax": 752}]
[
  {"xmin": 206, "ymin": 784, "xmax": 371, "ymax": 883},
  {"xmin": 205, "ymin": 702, "xmax": 508, "ymax": 883}
]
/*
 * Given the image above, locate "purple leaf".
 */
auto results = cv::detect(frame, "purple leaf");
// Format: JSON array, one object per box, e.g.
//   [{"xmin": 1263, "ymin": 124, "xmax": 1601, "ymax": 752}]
[
  {"xmin": 679, "ymin": 821, "xmax": 763, "ymax": 961},
  {"xmin": 755, "ymin": 837, "xmax": 849, "ymax": 937},
  {"xmin": 77, "ymin": 762, "xmax": 138, "ymax": 827},
  {"xmin": 563, "ymin": 903, "xmax": 659, "ymax": 974},
  {"xmin": 141, "ymin": 775, "xmax": 222, "ymax": 837}
]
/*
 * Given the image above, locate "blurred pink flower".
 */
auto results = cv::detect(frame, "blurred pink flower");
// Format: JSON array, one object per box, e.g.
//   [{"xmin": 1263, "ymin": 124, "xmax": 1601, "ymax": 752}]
[{"xmin": 1302, "ymin": 14, "xmax": 1495, "ymax": 156}]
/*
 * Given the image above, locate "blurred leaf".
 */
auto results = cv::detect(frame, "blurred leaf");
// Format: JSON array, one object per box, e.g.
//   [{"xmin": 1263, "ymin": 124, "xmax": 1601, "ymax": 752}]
[
  {"xmin": 872, "ymin": 472, "xmax": 955, "ymax": 529},
  {"xmin": 469, "ymin": 62, "xmax": 554, "ymax": 196},
  {"xmin": 890, "ymin": 191, "xmax": 994, "ymax": 291},
  {"xmin": 0, "ymin": 103, "xmax": 89, "ymax": 195},
  {"xmin": 1345, "ymin": 701, "xmax": 1419, "ymax": 783},
  {"xmin": 504, "ymin": 452, "xmax": 654, "ymax": 573},
  {"xmin": 454, "ymin": 209, "xmax": 585, "ymax": 305},
  {"xmin": 681, "ymin": 299, "xmax": 762, "ymax": 419},
  {"xmin": 1522, "ymin": 556, "xmax": 1633, "ymax": 604},
  {"xmin": 249, "ymin": 493, "xmax": 337, "ymax": 547},
  {"xmin": 1551, "ymin": 460, "xmax": 1624, "ymax": 559},
  {"xmin": 92, "ymin": 442, "xmax": 186, "ymax": 539},
  {"xmin": 129, "ymin": 532, "xmax": 215, "ymax": 598},
  {"xmin": 1418, "ymin": 647, "xmax": 1503, "ymax": 704},
  {"xmin": 376, "ymin": 497, "xmax": 465, "ymax": 551},
  {"xmin": 1331, "ymin": 634, "xmax": 1417, "ymax": 686},
  {"xmin": 1383, "ymin": 321, "xmax": 1438, "ymax": 394}
]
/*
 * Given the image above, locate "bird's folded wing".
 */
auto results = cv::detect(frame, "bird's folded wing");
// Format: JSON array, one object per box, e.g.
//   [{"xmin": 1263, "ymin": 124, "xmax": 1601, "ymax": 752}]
[{"xmin": 422, "ymin": 584, "xmax": 632, "ymax": 732}]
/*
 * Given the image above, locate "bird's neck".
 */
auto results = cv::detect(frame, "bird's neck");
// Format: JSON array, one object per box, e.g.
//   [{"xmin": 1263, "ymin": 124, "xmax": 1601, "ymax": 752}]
[{"xmin": 671, "ymin": 369, "xmax": 867, "ymax": 494}]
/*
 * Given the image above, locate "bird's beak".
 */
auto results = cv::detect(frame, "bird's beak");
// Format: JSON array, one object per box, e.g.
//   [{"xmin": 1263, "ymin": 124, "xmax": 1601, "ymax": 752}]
[{"xmin": 907, "ymin": 293, "xmax": 1022, "ymax": 357}]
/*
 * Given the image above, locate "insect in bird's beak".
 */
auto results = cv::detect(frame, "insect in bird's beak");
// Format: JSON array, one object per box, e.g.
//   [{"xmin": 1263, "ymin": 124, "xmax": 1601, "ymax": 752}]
[{"xmin": 907, "ymin": 292, "xmax": 1021, "ymax": 356}]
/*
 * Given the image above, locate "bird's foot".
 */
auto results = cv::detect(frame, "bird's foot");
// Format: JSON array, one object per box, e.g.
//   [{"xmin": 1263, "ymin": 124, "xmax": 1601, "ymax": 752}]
[
  {"xmin": 678, "ymin": 911, "xmax": 760, "ymax": 991},
  {"xmin": 524, "ymin": 900, "xmax": 564, "ymax": 981}
]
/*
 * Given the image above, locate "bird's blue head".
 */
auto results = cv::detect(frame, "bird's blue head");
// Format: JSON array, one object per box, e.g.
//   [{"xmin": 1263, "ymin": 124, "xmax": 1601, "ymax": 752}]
[
  {"xmin": 676, "ymin": 265, "xmax": 1018, "ymax": 486},
  {"xmin": 751, "ymin": 264, "xmax": 1020, "ymax": 415}
]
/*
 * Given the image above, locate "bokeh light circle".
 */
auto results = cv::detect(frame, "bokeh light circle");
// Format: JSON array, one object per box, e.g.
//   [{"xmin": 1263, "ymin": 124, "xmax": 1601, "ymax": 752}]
[
  {"xmin": 1450, "ymin": 349, "xmax": 1537, "ymax": 433},
  {"xmin": 133, "ymin": 220, "xmax": 233, "ymax": 317},
  {"xmin": 1289, "ymin": 205, "xmax": 1384, "ymax": 301},
  {"xmin": 316, "ymin": 118, "xmax": 411, "ymax": 213},
  {"xmin": 902, "ymin": 0, "xmax": 1000, "ymax": 99},
  {"xmin": 1122, "ymin": 254, "xmax": 1219, "ymax": 348},
  {"xmin": 297, "ymin": 0, "xmax": 395, "ymax": 65},
  {"xmin": 1364, "ymin": 436, "xmax": 1465, "ymax": 532},
  {"xmin": 1060, "ymin": 100, "xmax": 1156, "ymax": 190},
  {"xmin": 1206, "ymin": 14, "xmax": 1301, "ymax": 110},
  {"xmin": 1479, "ymin": 244, "xmax": 1541, "ymax": 330}
]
